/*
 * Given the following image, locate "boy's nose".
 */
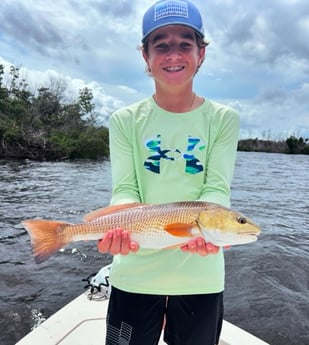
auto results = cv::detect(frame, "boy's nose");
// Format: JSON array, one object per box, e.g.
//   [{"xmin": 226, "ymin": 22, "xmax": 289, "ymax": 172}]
[{"xmin": 166, "ymin": 46, "xmax": 183, "ymax": 59}]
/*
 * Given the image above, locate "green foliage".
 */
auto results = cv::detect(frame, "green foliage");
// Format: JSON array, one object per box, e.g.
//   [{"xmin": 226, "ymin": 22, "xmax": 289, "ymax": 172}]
[
  {"xmin": 48, "ymin": 126, "xmax": 109, "ymax": 159},
  {"xmin": 238, "ymin": 136, "xmax": 309, "ymax": 155},
  {"xmin": 286, "ymin": 136, "xmax": 309, "ymax": 154},
  {"xmin": 238, "ymin": 138, "xmax": 287, "ymax": 153},
  {"xmin": 0, "ymin": 63, "xmax": 110, "ymax": 160}
]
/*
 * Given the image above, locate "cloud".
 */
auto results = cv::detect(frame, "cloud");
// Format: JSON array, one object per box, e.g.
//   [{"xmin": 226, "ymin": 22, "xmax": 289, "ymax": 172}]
[
  {"xmin": 206, "ymin": 0, "xmax": 309, "ymax": 78},
  {"xmin": 230, "ymin": 83, "xmax": 309, "ymax": 139},
  {"xmin": 0, "ymin": 1, "xmax": 86, "ymax": 58},
  {"xmin": 92, "ymin": 0, "xmax": 137, "ymax": 18},
  {"xmin": 0, "ymin": 2, "xmax": 61, "ymax": 45}
]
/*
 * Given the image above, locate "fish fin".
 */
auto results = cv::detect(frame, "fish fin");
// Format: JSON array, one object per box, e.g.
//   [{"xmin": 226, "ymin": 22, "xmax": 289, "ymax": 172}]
[
  {"xmin": 83, "ymin": 203, "xmax": 144, "ymax": 222},
  {"xmin": 22, "ymin": 219, "xmax": 71, "ymax": 264},
  {"xmin": 164, "ymin": 223, "xmax": 195, "ymax": 237}
]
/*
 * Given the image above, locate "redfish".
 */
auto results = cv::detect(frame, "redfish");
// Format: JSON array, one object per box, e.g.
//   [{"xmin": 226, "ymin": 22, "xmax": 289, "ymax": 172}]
[{"xmin": 22, "ymin": 201, "xmax": 261, "ymax": 264}]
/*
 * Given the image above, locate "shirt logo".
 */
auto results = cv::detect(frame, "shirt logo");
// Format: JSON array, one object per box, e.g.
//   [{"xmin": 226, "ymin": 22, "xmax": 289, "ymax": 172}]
[{"xmin": 144, "ymin": 135, "xmax": 205, "ymax": 174}]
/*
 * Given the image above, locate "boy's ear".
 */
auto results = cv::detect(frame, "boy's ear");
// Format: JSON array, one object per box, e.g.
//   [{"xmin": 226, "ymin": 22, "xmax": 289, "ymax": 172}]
[
  {"xmin": 199, "ymin": 47, "xmax": 206, "ymax": 64},
  {"xmin": 142, "ymin": 49, "xmax": 151, "ymax": 71},
  {"xmin": 142, "ymin": 49, "xmax": 149, "ymax": 62}
]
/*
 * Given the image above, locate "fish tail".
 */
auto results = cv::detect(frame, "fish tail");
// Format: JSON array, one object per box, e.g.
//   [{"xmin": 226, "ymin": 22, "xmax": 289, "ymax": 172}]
[{"xmin": 22, "ymin": 219, "xmax": 71, "ymax": 264}]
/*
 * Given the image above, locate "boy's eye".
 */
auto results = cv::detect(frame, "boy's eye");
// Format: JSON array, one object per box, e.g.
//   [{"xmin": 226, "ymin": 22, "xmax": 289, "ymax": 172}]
[
  {"xmin": 180, "ymin": 42, "xmax": 192, "ymax": 49},
  {"xmin": 155, "ymin": 43, "xmax": 168, "ymax": 50},
  {"xmin": 154, "ymin": 42, "xmax": 193, "ymax": 51}
]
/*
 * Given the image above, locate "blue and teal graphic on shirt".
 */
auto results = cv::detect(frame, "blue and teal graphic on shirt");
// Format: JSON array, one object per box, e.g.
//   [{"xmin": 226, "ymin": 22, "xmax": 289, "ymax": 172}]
[
  {"xmin": 184, "ymin": 136, "xmax": 206, "ymax": 174},
  {"xmin": 144, "ymin": 135, "xmax": 205, "ymax": 174}
]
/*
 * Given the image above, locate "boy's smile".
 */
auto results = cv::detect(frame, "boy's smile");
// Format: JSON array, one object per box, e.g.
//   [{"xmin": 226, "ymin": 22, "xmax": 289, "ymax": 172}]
[{"xmin": 164, "ymin": 66, "xmax": 184, "ymax": 72}]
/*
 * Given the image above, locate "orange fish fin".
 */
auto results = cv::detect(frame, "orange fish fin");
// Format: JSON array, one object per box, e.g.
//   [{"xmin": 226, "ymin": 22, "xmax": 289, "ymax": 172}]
[
  {"xmin": 164, "ymin": 223, "xmax": 195, "ymax": 237},
  {"xmin": 22, "ymin": 219, "xmax": 71, "ymax": 264},
  {"xmin": 83, "ymin": 203, "xmax": 144, "ymax": 222}
]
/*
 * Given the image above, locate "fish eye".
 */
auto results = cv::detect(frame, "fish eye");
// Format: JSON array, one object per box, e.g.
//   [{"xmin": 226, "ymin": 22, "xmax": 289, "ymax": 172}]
[{"xmin": 237, "ymin": 217, "xmax": 247, "ymax": 225}]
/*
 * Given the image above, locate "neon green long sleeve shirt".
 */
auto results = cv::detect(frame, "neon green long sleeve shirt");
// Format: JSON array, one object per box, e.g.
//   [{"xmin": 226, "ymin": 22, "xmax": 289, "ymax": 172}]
[{"xmin": 108, "ymin": 96, "xmax": 240, "ymax": 295}]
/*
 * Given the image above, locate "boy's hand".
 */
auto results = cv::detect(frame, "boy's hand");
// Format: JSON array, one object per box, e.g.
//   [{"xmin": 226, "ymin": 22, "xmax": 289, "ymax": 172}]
[
  {"xmin": 97, "ymin": 229, "xmax": 139, "ymax": 255},
  {"xmin": 180, "ymin": 237, "xmax": 230, "ymax": 256}
]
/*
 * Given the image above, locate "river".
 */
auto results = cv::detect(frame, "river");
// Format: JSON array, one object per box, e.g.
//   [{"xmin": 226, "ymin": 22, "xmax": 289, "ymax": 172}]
[{"xmin": 0, "ymin": 152, "xmax": 308, "ymax": 345}]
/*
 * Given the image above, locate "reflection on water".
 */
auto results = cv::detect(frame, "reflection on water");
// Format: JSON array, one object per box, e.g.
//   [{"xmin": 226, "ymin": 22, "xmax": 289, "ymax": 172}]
[{"xmin": 0, "ymin": 153, "xmax": 308, "ymax": 345}]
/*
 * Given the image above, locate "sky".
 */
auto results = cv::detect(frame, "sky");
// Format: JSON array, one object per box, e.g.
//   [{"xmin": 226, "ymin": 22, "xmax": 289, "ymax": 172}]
[{"xmin": 0, "ymin": 0, "xmax": 308, "ymax": 139}]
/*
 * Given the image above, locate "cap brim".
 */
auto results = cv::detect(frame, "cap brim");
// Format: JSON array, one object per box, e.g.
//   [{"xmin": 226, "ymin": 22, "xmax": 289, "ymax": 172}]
[{"xmin": 142, "ymin": 23, "xmax": 204, "ymax": 43}]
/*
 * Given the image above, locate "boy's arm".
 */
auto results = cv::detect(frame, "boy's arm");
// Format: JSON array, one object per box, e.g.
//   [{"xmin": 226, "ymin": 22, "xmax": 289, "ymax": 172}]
[
  {"xmin": 109, "ymin": 112, "xmax": 141, "ymax": 205},
  {"xmin": 198, "ymin": 110, "xmax": 240, "ymax": 208},
  {"xmin": 97, "ymin": 112, "xmax": 141, "ymax": 255}
]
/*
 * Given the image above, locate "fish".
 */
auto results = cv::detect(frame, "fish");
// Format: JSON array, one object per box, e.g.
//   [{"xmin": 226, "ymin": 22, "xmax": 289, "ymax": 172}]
[{"xmin": 22, "ymin": 201, "xmax": 261, "ymax": 264}]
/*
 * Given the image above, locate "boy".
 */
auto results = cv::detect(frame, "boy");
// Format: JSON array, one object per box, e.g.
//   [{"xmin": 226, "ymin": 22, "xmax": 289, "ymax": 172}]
[{"xmin": 98, "ymin": 1, "xmax": 240, "ymax": 344}]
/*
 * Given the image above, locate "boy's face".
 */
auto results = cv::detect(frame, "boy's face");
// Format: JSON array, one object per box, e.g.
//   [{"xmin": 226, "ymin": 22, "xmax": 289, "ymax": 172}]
[{"xmin": 142, "ymin": 25, "xmax": 205, "ymax": 87}]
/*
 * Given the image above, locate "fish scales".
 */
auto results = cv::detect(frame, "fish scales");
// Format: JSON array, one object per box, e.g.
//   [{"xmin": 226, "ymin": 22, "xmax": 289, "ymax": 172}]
[{"xmin": 87, "ymin": 202, "xmax": 200, "ymax": 234}]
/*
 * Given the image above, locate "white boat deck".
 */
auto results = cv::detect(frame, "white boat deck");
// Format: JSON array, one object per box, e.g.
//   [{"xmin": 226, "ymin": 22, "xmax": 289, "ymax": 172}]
[{"xmin": 16, "ymin": 292, "xmax": 269, "ymax": 345}]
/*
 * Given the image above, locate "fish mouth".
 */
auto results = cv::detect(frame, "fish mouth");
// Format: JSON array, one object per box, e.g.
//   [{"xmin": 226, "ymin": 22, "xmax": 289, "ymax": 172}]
[
  {"xmin": 240, "ymin": 234, "xmax": 258, "ymax": 240},
  {"xmin": 237, "ymin": 231, "xmax": 261, "ymax": 236},
  {"xmin": 200, "ymin": 229, "xmax": 259, "ymax": 246}
]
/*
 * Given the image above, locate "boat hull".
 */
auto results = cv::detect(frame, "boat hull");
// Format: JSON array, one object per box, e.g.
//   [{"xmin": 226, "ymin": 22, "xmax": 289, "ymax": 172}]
[{"xmin": 16, "ymin": 291, "xmax": 269, "ymax": 345}]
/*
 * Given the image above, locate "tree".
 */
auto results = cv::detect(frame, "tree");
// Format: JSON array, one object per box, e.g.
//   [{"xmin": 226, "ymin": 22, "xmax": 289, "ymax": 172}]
[
  {"xmin": 79, "ymin": 87, "xmax": 97, "ymax": 125},
  {"xmin": 0, "ymin": 63, "xmax": 110, "ymax": 160},
  {"xmin": 285, "ymin": 136, "xmax": 308, "ymax": 154}
]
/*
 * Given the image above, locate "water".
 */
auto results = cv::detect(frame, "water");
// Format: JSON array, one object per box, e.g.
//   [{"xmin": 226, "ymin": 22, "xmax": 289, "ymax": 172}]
[{"xmin": 0, "ymin": 152, "xmax": 308, "ymax": 345}]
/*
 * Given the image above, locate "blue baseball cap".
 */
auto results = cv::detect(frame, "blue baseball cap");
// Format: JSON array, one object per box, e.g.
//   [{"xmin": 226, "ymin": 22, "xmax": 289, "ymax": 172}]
[{"xmin": 142, "ymin": 0, "xmax": 204, "ymax": 43}]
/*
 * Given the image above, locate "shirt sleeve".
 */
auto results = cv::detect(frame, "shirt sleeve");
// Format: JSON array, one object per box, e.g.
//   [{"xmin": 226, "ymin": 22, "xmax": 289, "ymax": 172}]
[
  {"xmin": 198, "ymin": 109, "xmax": 240, "ymax": 208},
  {"xmin": 108, "ymin": 111, "xmax": 141, "ymax": 205}
]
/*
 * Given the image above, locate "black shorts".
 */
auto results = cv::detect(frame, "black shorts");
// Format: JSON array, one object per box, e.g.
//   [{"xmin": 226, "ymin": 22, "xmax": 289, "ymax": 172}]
[{"xmin": 105, "ymin": 286, "xmax": 224, "ymax": 345}]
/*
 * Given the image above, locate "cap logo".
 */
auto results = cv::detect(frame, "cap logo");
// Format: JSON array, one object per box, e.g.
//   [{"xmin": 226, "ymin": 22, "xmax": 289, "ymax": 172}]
[{"xmin": 154, "ymin": 0, "xmax": 189, "ymax": 22}]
